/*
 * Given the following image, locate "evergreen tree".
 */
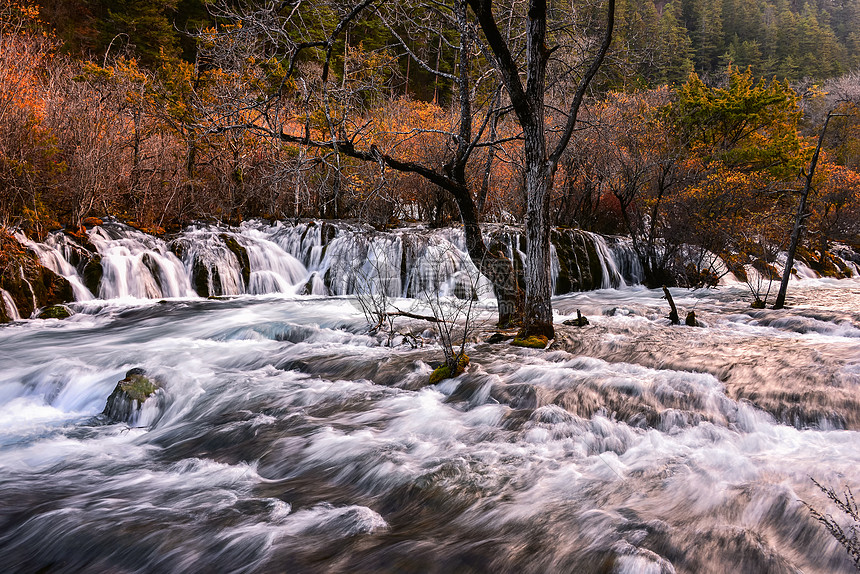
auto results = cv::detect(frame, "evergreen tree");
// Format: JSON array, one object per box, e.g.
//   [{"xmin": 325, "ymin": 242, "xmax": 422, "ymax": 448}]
[{"xmin": 656, "ymin": 1, "xmax": 694, "ymax": 85}]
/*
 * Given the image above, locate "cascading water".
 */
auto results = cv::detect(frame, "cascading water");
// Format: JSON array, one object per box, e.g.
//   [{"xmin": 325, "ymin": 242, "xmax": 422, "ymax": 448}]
[
  {"xmin": 2, "ymin": 220, "xmax": 860, "ymax": 572},
  {"xmin": 18, "ymin": 220, "xmax": 638, "ymax": 304},
  {"xmin": 0, "ymin": 289, "xmax": 20, "ymax": 320},
  {"xmin": 0, "ymin": 279, "xmax": 858, "ymax": 572}
]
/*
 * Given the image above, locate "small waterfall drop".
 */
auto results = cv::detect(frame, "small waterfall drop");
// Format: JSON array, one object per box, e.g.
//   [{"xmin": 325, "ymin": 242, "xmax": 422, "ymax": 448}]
[
  {"xmin": 1, "ymin": 289, "xmax": 21, "ymax": 320},
  {"xmin": 21, "ymin": 219, "xmax": 644, "ymax": 303},
  {"xmin": 16, "ymin": 232, "xmax": 94, "ymax": 301}
]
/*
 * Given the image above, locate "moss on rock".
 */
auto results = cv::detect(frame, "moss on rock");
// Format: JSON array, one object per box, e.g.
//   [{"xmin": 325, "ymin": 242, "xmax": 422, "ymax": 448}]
[
  {"xmin": 103, "ymin": 368, "xmax": 161, "ymax": 422},
  {"xmin": 1, "ymin": 232, "xmax": 74, "ymax": 317},
  {"xmin": 429, "ymin": 354, "xmax": 470, "ymax": 385},
  {"xmin": 511, "ymin": 335, "xmax": 549, "ymax": 349},
  {"xmin": 36, "ymin": 304, "xmax": 73, "ymax": 319},
  {"xmin": 551, "ymin": 229, "xmax": 604, "ymax": 294}
]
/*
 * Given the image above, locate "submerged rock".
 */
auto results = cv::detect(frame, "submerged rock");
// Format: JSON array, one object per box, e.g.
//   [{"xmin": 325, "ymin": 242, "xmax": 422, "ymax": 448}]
[
  {"xmin": 486, "ymin": 332, "xmax": 514, "ymax": 344},
  {"xmin": 562, "ymin": 310, "xmax": 590, "ymax": 327},
  {"xmin": 103, "ymin": 368, "xmax": 161, "ymax": 423},
  {"xmin": 35, "ymin": 304, "xmax": 74, "ymax": 319}
]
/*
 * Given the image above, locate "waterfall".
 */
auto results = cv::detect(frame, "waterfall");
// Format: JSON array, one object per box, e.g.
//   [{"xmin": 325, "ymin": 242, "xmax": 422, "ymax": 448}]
[
  {"xmin": 20, "ymin": 219, "xmax": 644, "ymax": 302},
  {"xmin": 16, "ymin": 232, "xmax": 94, "ymax": 301},
  {"xmin": 1, "ymin": 289, "xmax": 20, "ymax": 320}
]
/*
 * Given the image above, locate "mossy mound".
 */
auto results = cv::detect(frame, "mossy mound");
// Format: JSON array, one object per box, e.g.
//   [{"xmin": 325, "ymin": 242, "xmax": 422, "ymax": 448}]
[
  {"xmin": 796, "ymin": 245, "xmax": 854, "ymax": 279},
  {"xmin": 429, "ymin": 354, "xmax": 470, "ymax": 385},
  {"xmin": 35, "ymin": 304, "xmax": 74, "ymax": 319},
  {"xmin": 562, "ymin": 310, "xmax": 589, "ymax": 327},
  {"xmin": 511, "ymin": 335, "xmax": 549, "ymax": 349},
  {"xmin": 0, "ymin": 231, "xmax": 74, "ymax": 320},
  {"xmin": 551, "ymin": 228, "xmax": 605, "ymax": 293},
  {"xmin": 103, "ymin": 368, "xmax": 161, "ymax": 422}
]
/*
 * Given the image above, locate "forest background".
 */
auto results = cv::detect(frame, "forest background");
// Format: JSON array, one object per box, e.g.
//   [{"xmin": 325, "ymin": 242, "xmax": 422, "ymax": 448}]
[{"xmin": 2, "ymin": 0, "xmax": 860, "ymax": 290}]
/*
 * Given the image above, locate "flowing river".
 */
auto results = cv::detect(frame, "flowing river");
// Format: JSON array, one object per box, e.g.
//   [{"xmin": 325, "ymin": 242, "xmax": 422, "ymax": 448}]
[{"xmin": 1, "ymin": 222, "xmax": 859, "ymax": 573}]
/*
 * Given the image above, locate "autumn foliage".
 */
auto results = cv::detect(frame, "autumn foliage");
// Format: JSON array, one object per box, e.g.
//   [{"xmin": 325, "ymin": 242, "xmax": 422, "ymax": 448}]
[{"xmin": 1, "ymin": 4, "xmax": 859, "ymax": 287}]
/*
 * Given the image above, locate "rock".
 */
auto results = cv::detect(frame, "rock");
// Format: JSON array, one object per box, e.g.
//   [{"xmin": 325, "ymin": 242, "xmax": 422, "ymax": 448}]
[
  {"xmin": 562, "ymin": 309, "xmax": 589, "ymax": 327},
  {"xmin": 83, "ymin": 254, "xmax": 103, "ymax": 296},
  {"xmin": 551, "ymin": 228, "xmax": 604, "ymax": 293},
  {"xmin": 486, "ymin": 332, "xmax": 514, "ymax": 344},
  {"xmin": 35, "ymin": 304, "xmax": 74, "ymax": 319},
  {"xmin": 82, "ymin": 217, "xmax": 103, "ymax": 227},
  {"xmin": 685, "ymin": 311, "xmax": 700, "ymax": 327},
  {"xmin": 169, "ymin": 241, "xmax": 187, "ymax": 260},
  {"xmin": 511, "ymin": 335, "xmax": 549, "ymax": 349},
  {"xmin": 0, "ymin": 295, "xmax": 11, "ymax": 323},
  {"xmin": 103, "ymin": 368, "xmax": 161, "ymax": 423},
  {"xmin": 35, "ymin": 266, "xmax": 74, "ymax": 307},
  {"xmin": 751, "ymin": 299, "xmax": 766, "ymax": 309},
  {"xmin": 429, "ymin": 354, "xmax": 470, "ymax": 385},
  {"xmin": 220, "ymin": 234, "xmax": 251, "ymax": 288},
  {"xmin": 141, "ymin": 253, "xmax": 164, "ymax": 294},
  {"xmin": 320, "ymin": 222, "xmax": 338, "ymax": 246},
  {"xmin": 297, "ymin": 272, "xmax": 327, "ymax": 296},
  {"xmin": 191, "ymin": 258, "xmax": 222, "ymax": 298}
]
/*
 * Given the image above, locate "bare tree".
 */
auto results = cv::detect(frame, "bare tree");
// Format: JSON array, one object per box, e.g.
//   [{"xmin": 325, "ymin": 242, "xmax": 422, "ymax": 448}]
[
  {"xmin": 348, "ymin": 231, "xmax": 490, "ymax": 375},
  {"xmin": 196, "ymin": 0, "xmax": 616, "ymax": 335}
]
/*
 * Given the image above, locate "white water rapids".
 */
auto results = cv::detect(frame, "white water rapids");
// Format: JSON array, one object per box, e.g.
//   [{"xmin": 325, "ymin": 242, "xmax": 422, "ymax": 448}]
[{"xmin": 1, "ymin": 222, "xmax": 859, "ymax": 572}]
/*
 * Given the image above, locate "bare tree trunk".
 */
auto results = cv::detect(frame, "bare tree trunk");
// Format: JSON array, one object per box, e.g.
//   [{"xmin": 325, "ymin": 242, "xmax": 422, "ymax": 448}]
[
  {"xmin": 774, "ymin": 111, "xmax": 834, "ymax": 309},
  {"xmin": 523, "ymin": 133, "xmax": 555, "ymax": 337},
  {"xmin": 467, "ymin": 0, "xmax": 614, "ymax": 339},
  {"xmin": 452, "ymin": 188, "xmax": 524, "ymax": 327}
]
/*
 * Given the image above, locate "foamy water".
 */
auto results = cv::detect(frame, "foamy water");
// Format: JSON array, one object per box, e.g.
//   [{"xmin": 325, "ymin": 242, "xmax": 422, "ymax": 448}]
[{"xmin": 1, "ymin": 276, "xmax": 858, "ymax": 572}]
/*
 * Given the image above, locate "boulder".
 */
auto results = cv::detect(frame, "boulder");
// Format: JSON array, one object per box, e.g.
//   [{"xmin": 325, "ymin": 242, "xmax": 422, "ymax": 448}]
[
  {"xmin": 103, "ymin": 368, "xmax": 161, "ymax": 423},
  {"xmin": 191, "ymin": 258, "xmax": 222, "ymax": 298}
]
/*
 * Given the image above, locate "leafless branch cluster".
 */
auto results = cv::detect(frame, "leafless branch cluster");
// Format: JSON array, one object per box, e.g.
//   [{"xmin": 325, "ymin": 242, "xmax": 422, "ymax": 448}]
[{"xmin": 805, "ymin": 479, "xmax": 860, "ymax": 570}]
